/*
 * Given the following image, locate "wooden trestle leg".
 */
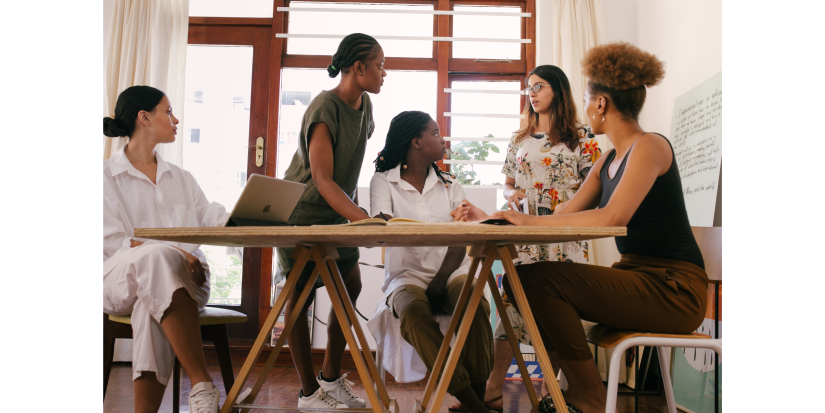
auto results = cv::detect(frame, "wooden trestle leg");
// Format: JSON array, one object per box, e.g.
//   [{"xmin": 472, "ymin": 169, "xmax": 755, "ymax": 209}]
[
  {"xmin": 426, "ymin": 242, "xmax": 499, "ymax": 413},
  {"xmin": 497, "ymin": 245, "xmax": 568, "ymax": 413},
  {"xmin": 219, "ymin": 245, "xmax": 312, "ymax": 413},
  {"xmin": 483, "ymin": 244, "xmax": 539, "ymax": 408},
  {"xmin": 238, "ymin": 263, "xmax": 322, "ymax": 413},
  {"xmin": 226, "ymin": 243, "xmax": 396, "ymax": 413},
  {"xmin": 312, "ymin": 244, "xmax": 391, "ymax": 413},
  {"xmin": 416, "ymin": 249, "xmax": 484, "ymax": 413}
]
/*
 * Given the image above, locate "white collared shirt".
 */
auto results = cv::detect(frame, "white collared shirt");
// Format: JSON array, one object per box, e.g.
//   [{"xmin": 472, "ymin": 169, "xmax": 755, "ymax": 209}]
[
  {"xmin": 369, "ymin": 164, "xmax": 472, "ymax": 296},
  {"xmin": 103, "ymin": 146, "xmax": 230, "ymax": 275}
]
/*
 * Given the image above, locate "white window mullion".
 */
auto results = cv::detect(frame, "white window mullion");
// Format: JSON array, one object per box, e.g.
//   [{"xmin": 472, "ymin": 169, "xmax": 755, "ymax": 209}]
[
  {"xmin": 444, "ymin": 112, "xmax": 524, "ymax": 119},
  {"xmin": 277, "ymin": 7, "xmax": 531, "ymax": 18},
  {"xmin": 444, "ymin": 88, "xmax": 525, "ymax": 95},
  {"xmin": 444, "ymin": 137, "xmax": 511, "ymax": 142},
  {"xmin": 275, "ymin": 33, "xmax": 530, "ymax": 44},
  {"xmin": 443, "ymin": 160, "xmax": 504, "ymax": 166}
]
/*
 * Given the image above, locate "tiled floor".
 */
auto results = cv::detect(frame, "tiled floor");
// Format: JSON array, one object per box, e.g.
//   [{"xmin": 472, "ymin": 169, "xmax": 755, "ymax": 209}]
[{"xmin": 104, "ymin": 362, "xmax": 668, "ymax": 412}]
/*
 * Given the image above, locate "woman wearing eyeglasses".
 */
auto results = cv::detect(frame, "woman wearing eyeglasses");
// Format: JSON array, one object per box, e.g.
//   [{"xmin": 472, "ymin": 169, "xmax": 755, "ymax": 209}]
[{"xmin": 449, "ymin": 65, "xmax": 601, "ymax": 412}]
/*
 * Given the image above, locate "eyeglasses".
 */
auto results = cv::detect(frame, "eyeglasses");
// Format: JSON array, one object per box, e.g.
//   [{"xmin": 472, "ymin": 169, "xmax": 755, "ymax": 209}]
[{"xmin": 523, "ymin": 84, "xmax": 548, "ymax": 95}]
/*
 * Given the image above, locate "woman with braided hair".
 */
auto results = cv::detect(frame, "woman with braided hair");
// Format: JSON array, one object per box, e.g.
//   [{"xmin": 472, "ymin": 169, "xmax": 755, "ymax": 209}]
[
  {"xmin": 276, "ymin": 33, "xmax": 386, "ymax": 410},
  {"xmin": 370, "ymin": 111, "xmax": 495, "ymax": 413},
  {"xmin": 455, "ymin": 42, "xmax": 708, "ymax": 413}
]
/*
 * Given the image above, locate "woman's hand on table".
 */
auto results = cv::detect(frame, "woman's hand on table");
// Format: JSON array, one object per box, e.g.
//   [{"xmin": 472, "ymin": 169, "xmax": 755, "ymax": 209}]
[
  {"xmin": 488, "ymin": 209, "xmax": 535, "ymax": 226},
  {"xmin": 451, "ymin": 199, "xmax": 489, "ymax": 222}
]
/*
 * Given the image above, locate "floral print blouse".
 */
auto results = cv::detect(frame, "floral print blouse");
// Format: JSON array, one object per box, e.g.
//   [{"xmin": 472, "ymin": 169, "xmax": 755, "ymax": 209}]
[{"xmin": 501, "ymin": 125, "xmax": 602, "ymax": 266}]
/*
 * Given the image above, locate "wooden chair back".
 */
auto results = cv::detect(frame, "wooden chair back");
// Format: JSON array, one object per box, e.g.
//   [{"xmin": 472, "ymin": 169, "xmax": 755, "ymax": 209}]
[{"xmin": 690, "ymin": 226, "xmax": 722, "ymax": 281}]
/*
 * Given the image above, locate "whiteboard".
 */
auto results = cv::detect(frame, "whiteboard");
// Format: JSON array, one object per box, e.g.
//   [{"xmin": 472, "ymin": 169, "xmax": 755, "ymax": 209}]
[{"xmin": 669, "ymin": 71, "xmax": 722, "ymax": 227}]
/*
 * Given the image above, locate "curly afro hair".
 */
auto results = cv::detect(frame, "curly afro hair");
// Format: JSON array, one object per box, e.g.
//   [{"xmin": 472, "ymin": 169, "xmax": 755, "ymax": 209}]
[
  {"xmin": 582, "ymin": 42, "xmax": 664, "ymax": 90},
  {"xmin": 581, "ymin": 42, "xmax": 665, "ymax": 120}
]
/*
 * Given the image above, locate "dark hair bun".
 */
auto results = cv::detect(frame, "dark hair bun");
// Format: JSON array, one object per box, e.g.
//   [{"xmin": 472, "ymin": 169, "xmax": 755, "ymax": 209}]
[
  {"xmin": 103, "ymin": 117, "xmax": 127, "ymax": 137},
  {"xmin": 327, "ymin": 64, "xmax": 341, "ymax": 78}
]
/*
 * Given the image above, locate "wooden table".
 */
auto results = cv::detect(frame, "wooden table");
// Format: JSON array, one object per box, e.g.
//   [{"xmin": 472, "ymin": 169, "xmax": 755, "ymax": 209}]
[{"xmin": 135, "ymin": 224, "xmax": 626, "ymax": 413}]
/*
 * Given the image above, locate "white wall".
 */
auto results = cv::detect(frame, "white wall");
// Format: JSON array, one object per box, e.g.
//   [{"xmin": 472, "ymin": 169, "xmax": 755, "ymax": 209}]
[
  {"xmin": 602, "ymin": 0, "xmax": 637, "ymax": 44},
  {"xmin": 535, "ymin": 0, "xmax": 554, "ymax": 66},
  {"xmin": 634, "ymin": 0, "xmax": 723, "ymax": 135},
  {"xmin": 534, "ymin": 0, "xmax": 722, "ymax": 267}
]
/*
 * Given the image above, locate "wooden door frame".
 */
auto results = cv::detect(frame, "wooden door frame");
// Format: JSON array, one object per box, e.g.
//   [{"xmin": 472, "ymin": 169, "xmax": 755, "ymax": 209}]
[{"xmin": 187, "ymin": 22, "xmax": 273, "ymax": 338}]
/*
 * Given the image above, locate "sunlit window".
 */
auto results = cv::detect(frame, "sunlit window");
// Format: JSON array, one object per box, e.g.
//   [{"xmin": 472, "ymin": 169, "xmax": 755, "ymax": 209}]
[
  {"xmin": 277, "ymin": 69, "xmax": 437, "ymax": 188},
  {"xmin": 286, "ymin": 2, "xmax": 434, "ymax": 58},
  {"xmin": 182, "ymin": 45, "xmax": 254, "ymax": 305},
  {"xmin": 452, "ymin": 5, "xmax": 522, "ymax": 60},
  {"xmin": 448, "ymin": 80, "xmax": 521, "ymax": 188},
  {"xmin": 189, "ymin": 0, "xmax": 274, "ymax": 18}
]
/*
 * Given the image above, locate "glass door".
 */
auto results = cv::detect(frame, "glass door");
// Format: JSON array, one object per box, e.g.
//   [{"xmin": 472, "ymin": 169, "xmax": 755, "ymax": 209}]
[{"xmin": 185, "ymin": 23, "xmax": 273, "ymax": 338}]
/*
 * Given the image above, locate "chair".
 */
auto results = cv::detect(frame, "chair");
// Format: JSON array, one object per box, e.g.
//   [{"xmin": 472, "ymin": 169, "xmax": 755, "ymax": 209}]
[
  {"xmin": 103, "ymin": 307, "xmax": 247, "ymax": 413},
  {"xmin": 588, "ymin": 226, "xmax": 722, "ymax": 413},
  {"xmin": 587, "ymin": 326, "xmax": 721, "ymax": 413}
]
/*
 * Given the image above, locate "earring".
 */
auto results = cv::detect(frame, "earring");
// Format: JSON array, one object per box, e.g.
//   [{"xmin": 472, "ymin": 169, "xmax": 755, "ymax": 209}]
[
  {"xmin": 602, "ymin": 115, "xmax": 605, "ymax": 122},
  {"xmin": 403, "ymin": 164, "xmax": 408, "ymax": 169}
]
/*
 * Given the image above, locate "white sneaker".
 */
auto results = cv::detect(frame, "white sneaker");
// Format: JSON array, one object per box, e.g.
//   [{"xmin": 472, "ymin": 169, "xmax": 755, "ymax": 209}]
[
  {"xmin": 317, "ymin": 372, "xmax": 366, "ymax": 408},
  {"xmin": 298, "ymin": 387, "xmax": 348, "ymax": 410},
  {"xmin": 189, "ymin": 382, "xmax": 220, "ymax": 413}
]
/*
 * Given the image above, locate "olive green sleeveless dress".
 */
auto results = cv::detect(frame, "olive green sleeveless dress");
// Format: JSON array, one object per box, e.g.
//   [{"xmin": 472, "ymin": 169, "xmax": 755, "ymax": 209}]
[{"xmin": 275, "ymin": 90, "xmax": 374, "ymax": 291}]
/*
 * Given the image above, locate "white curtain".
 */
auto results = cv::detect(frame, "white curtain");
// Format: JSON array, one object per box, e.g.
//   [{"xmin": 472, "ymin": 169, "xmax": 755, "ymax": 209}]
[
  {"xmin": 553, "ymin": 0, "xmax": 608, "ymax": 145},
  {"xmin": 103, "ymin": 0, "xmax": 189, "ymax": 164}
]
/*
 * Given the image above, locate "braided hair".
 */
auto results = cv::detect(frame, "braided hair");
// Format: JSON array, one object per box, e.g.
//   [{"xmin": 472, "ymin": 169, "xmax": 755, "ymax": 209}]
[
  {"xmin": 327, "ymin": 33, "xmax": 380, "ymax": 78},
  {"xmin": 374, "ymin": 111, "xmax": 453, "ymax": 188}
]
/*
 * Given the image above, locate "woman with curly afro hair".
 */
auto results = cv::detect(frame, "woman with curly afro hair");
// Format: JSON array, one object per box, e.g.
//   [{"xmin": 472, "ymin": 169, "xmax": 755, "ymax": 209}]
[{"xmin": 452, "ymin": 42, "xmax": 708, "ymax": 413}]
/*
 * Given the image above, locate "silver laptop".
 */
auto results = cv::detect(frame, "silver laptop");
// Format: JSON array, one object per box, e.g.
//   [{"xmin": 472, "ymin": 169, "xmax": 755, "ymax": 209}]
[{"xmin": 225, "ymin": 174, "xmax": 306, "ymax": 227}]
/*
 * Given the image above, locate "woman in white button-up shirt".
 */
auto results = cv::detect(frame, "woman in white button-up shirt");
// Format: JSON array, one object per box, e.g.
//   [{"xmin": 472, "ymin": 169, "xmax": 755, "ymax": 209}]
[
  {"xmin": 103, "ymin": 86, "xmax": 228, "ymax": 413},
  {"xmin": 369, "ymin": 111, "xmax": 494, "ymax": 413}
]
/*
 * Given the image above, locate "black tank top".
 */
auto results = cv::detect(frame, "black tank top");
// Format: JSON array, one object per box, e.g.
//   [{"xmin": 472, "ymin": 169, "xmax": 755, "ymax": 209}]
[{"xmin": 598, "ymin": 134, "xmax": 704, "ymax": 269}]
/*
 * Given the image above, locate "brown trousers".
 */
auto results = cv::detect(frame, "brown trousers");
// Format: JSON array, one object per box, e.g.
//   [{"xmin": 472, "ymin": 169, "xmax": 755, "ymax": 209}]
[
  {"xmin": 503, "ymin": 254, "xmax": 708, "ymax": 361},
  {"xmin": 389, "ymin": 276, "xmax": 494, "ymax": 395}
]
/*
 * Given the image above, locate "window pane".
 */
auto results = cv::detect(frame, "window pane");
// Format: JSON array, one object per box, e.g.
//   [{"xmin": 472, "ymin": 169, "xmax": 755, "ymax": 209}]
[
  {"xmin": 448, "ymin": 81, "xmax": 521, "ymax": 186},
  {"xmin": 286, "ymin": 2, "xmax": 434, "ymax": 58},
  {"xmin": 448, "ymin": 163, "xmax": 507, "ymax": 187},
  {"xmin": 452, "ymin": 5, "xmax": 522, "ymax": 60},
  {"xmin": 190, "ymin": 0, "xmax": 274, "ymax": 18},
  {"xmin": 182, "ymin": 45, "xmax": 253, "ymax": 305},
  {"xmin": 277, "ymin": 69, "xmax": 437, "ymax": 188},
  {"xmin": 276, "ymin": 69, "xmax": 339, "ymax": 181}
]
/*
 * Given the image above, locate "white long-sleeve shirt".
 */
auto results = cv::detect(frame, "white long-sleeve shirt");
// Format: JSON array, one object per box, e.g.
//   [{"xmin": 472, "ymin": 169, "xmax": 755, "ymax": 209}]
[
  {"xmin": 369, "ymin": 164, "xmax": 472, "ymax": 296},
  {"xmin": 103, "ymin": 146, "xmax": 231, "ymax": 275}
]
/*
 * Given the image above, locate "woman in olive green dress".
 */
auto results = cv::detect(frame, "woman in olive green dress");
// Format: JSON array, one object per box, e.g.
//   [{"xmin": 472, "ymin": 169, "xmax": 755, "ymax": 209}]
[{"xmin": 275, "ymin": 33, "xmax": 386, "ymax": 410}]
